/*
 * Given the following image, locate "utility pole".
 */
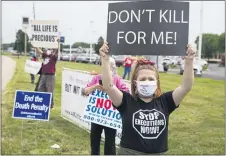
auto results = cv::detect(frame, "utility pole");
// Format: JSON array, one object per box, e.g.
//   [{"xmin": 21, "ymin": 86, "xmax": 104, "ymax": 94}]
[
  {"xmin": 24, "ymin": 27, "xmax": 27, "ymax": 56},
  {"xmin": 89, "ymin": 21, "xmax": 94, "ymax": 63},
  {"xmin": 22, "ymin": 17, "xmax": 29, "ymax": 56},
  {"xmin": 33, "ymin": 2, "xmax": 37, "ymax": 57},
  {"xmin": 198, "ymin": 1, "xmax": 203, "ymax": 61},
  {"xmin": 58, "ymin": 32, "xmax": 61, "ymax": 61},
  {"xmin": 33, "ymin": 2, "xmax": 36, "ymax": 20},
  {"xmin": 69, "ymin": 28, "xmax": 72, "ymax": 61}
]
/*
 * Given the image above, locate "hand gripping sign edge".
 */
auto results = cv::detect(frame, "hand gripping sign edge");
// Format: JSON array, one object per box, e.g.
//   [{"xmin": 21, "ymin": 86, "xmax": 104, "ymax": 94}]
[{"xmin": 132, "ymin": 109, "xmax": 166, "ymax": 139}]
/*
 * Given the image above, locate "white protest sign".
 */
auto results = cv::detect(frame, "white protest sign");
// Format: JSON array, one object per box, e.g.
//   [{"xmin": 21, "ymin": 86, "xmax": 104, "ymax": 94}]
[
  {"xmin": 30, "ymin": 20, "xmax": 59, "ymax": 48},
  {"xmin": 61, "ymin": 68, "xmax": 131, "ymax": 145},
  {"xmin": 24, "ymin": 60, "xmax": 42, "ymax": 75},
  {"xmin": 83, "ymin": 89, "xmax": 122, "ymax": 130}
]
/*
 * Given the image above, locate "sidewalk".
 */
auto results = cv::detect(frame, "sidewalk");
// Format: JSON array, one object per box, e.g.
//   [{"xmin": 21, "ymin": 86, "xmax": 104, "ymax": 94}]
[{"xmin": 1, "ymin": 56, "xmax": 16, "ymax": 91}]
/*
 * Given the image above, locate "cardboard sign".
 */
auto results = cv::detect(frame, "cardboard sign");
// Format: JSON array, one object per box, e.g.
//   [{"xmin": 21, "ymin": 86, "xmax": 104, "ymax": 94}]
[
  {"xmin": 12, "ymin": 90, "xmax": 52, "ymax": 121},
  {"xmin": 107, "ymin": 1, "xmax": 189, "ymax": 56},
  {"xmin": 83, "ymin": 89, "xmax": 122, "ymax": 130},
  {"xmin": 24, "ymin": 60, "xmax": 42, "ymax": 75},
  {"xmin": 61, "ymin": 69, "xmax": 131, "ymax": 144},
  {"xmin": 30, "ymin": 20, "xmax": 59, "ymax": 48}
]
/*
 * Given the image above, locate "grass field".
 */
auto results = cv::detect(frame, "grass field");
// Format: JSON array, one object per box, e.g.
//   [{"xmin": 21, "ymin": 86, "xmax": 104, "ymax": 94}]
[{"xmin": 2, "ymin": 56, "xmax": 225, "ymax": 155}]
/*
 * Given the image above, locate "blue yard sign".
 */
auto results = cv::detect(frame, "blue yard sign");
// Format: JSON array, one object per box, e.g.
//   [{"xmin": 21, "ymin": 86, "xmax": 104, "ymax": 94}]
[{"xmin": 12, "ymin": 90, "xmax": 52, "ymax": 121}]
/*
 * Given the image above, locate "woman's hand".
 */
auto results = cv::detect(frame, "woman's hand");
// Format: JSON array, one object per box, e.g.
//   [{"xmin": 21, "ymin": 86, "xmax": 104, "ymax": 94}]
[
  {"xmin": 83, "ymin": 84, "xmax": 105, "ymax": 96},
  {"xmin": 99, "ymin": 41, "xmax": 109, "ymax": 58},
  {"xmin": 184, "ymin": 44, "xmax": 196, "ymax": 61},
  {"xmin": 94, "ymin": 84, "xmax": 105, "ymax": 92}
]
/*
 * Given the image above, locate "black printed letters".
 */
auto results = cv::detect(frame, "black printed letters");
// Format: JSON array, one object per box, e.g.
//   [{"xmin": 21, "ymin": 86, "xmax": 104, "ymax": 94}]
[{"xmin": 65, "ymin": 83, "xmax": 81, "ymax": 95}]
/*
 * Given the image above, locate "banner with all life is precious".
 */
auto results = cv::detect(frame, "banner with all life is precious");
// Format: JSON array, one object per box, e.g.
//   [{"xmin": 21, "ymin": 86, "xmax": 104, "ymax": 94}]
[
  {"xmin": 61, "ymin": 68, "xmax": 131, "ymax": 145},
  {"xmin": 30, "ymin": 20, "xmax": 59, "ymax": 48}
]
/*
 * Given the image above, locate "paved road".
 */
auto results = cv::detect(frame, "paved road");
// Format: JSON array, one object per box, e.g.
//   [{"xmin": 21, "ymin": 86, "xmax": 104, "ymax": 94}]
[
  {"xmin": 2, "ymin": 56, "xmax": 16, "ymax": 91},
  {"xmin": 168, "ymin": 64, "xmax": 225, "ymax": 80}
]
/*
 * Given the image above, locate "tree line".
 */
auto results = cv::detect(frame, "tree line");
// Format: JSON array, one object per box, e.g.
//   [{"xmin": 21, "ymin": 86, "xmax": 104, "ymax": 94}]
[
  {"xmin": 2, "ymin": 29, "xmax": 225, "ymax": 59},
  {"xmin": 195, "ymin": 32, "xmax": 225, "ymax": 60}
]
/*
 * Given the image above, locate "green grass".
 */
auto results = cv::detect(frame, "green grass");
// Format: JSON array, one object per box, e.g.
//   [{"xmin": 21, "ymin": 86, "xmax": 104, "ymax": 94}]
[{"xmin": 2, "ymin": 56, "xmax": 225, "ymax": 155}]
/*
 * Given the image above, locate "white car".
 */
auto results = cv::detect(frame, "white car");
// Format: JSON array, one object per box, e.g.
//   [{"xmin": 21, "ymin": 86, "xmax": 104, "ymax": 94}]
[
  {"xmin": 145, "ymin": 56, "xmax": 169, "ymax": 72},
  {"xmin": 180, "ymin": 60, "xmax": 202, "ymax": 76},
  {"xmin": 75, "ymin": 55, "xmax": 88, "ymax": 63},
  {"xmin": 194, "ymin": 57, "xmax": 208, "ymax": 66},
  {"xmin": 162, "ymin": 58, "xmax": 176, "ymax": 65},
  {"xmin": 87, "ymin": 54, "xmax": 99, "ymax": 64}
]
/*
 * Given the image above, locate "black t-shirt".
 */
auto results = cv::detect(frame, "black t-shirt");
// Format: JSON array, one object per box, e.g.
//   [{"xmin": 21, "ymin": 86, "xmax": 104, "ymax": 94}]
[{"xmin": 116, "ymin": 90, "xmax": 178, "ymax": 154}]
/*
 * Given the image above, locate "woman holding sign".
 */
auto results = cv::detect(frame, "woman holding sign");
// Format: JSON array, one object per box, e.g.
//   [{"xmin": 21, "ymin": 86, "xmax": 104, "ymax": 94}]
[
  {"xmin": 99, "ymin": 42, "xmax": 195, "ymax": 155},
  {"xmin": 82, "ymin": 57, "xmax": 129, "ymax": 155}
]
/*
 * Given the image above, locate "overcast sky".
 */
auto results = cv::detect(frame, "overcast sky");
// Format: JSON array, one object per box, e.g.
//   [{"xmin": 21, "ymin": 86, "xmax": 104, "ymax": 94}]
[{"xmin": 2, "ymin": 1, "xmax": 225, "ymax": 45}]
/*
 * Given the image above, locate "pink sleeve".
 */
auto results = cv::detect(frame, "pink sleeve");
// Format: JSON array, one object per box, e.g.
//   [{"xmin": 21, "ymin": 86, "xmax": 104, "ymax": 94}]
[
  {"xmin": 86, "ymin": 75, "xmax": 98, "ymax": 88},
  {"xmin": 116, "ymin": 76, "xmax": 129, "ymax": 92}
]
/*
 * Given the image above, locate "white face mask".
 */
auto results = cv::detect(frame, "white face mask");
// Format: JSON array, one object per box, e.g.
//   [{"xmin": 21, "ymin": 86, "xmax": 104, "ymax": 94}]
[
  {"xmin": 46, "ymin": 50, "xmax": 52, "ymax": 55},
  {"xmin": 136, "ymin": 80, "xmax": 157, "ymax": 98}
]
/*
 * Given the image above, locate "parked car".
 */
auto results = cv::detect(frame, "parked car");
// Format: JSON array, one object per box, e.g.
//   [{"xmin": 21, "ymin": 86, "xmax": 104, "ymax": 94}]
[
  {"xmin": 162, "ymin": 58, "xmax": 176, "ymax": 65},
  {"xmin": 162, "ymin": 61, "xmax": 169, "ymax": 72},
  {"xmin": 180, "ymin": 60, "xmax": 202, "ymax": 76},
  {"xmin": 111, "ymin": 55, "xmax": 117, "ymax": 59},
  {"xmin": 177, "ymin": 57, "xmax": 185, "ymax": 65},
  {"xmin": 87, "ymin": 54, "xmax": 99, "ymax": 64},
  {"xmin": 62, "ymin": 54, "xmax": 70, "ymax": 61},
  {"xmin": 61, "ymin": 53, "xmax": 80, "ymax": 61},
  {"xmin": 60, "ymin": 54, "xmax": 64, "ymax": 60},
  {"xmin": 194, "ymin": 57, "xmax": 208, "ymax": 66},
  {"xmin": 75, "ymin": 54, "xmax": 89, "ymax": 63},
  {"xmin": 220, "ymin": 55, "xmax": 225, "ymax": 66},
  {"xmin": 115, "ymin": 55, "xmax": 125, "ymax": 67},
  {"xmin": 71, "ymin": 54, "xmax": 80, "ymax": 61},
  {"xmin": 95, "ymin": 55, "xmax": 101, "ymax": 65},
  {"xmin": 144, "ymin": 55, "xmax": 169, "ymax": 72}
]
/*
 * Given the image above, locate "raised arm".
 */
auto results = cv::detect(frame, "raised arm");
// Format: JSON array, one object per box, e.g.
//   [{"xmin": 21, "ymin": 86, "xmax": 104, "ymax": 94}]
[
  {"xmin": 35, "ymin": 47, "xmax": 43, "ymax": 54},
  {"xmin": 82, "ymin": 85, "xmax": 98, "ymax": 96},
  {"xmin": 53, "ymin": 49, "xmax": 59, "ymax": 57},
  {"xmin": 82, "ymin": 76, "xmax": 100, "ymax": 96},
  {"xmin": 100, "ymin": 42, "xmax": 123, "ymax": 107},
  {"xmin": 172, "ymin": 45, "xmax": 195, "ymax": 106}
]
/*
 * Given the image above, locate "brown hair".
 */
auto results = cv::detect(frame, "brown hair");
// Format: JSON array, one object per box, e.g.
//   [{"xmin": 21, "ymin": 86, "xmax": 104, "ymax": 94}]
[{"xmin": 130, "ymin": 59, "xmax": 162, "ymax": 100}]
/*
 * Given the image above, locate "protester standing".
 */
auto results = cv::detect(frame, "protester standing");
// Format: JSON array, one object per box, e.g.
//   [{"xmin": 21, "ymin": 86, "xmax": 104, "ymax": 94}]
[
  {"xmin": 99, "ymin": 42, "xmax": 195, "ymax": 155},
  {"xmin": 122, "ymin": 55, "xmax": 133, "ymax": 80},
  {"xmin": 35, "ymin": 63, "xmax": 43, "ymax": 91},
  {"xmin": 30, "ymin": 54, "xmax": 38, "ymax": 84},
  {"xmin": 82, "ymin": 57, "xmax": 129, "ymax": 155},
  {"xmin": 35, "ymin": 46, "xmax": 58, "ymax": 109},
  {"xmin": 35, "ymin": 48, "xmax": 47, "ymax": 91}
]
